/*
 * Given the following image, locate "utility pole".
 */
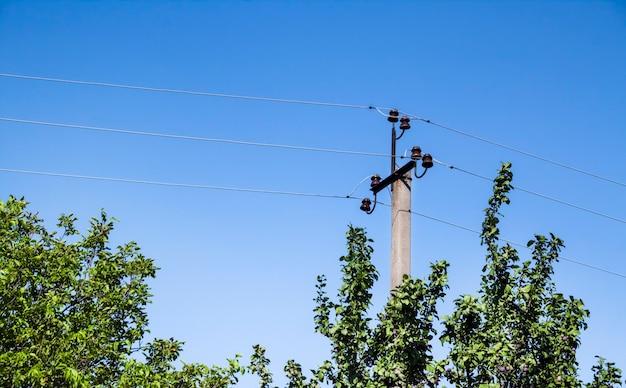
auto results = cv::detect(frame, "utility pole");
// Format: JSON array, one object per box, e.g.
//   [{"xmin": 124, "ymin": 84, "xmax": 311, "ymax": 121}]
[
  {"xmin": 390, "ymin": 170, "xmax": 411, "ymax": 289},
  {"xmin": 359, "ymin": 109, "xmax": 434, "ymax": 290}
]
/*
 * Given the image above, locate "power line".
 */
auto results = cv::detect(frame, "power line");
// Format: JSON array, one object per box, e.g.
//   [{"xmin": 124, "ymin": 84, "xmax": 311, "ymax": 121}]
[
  {"xmin": 0, "ymin": 168, "xmax": 354, "ymax": 200},
  {"xmin": 398, "ymin": 208, "xmax": 626, "ymax": 279},
  {"xmin": 2, "ymin": 72, "xmax": 623, "ymax": 188},
  {"xmin": 347, "ymin": 175, "xmax": 374, "ymax": 198},
  {"xmin": 0, "ymin": 73, "xmax": 380, "ymax": 110},
  {"xmin": 4, "ymin": 116, "xmax": 624, "ymax": 225},
  {"xmin": 434, "ymin": 159, "xmax": 626, "ymax": 225},
  {"xmin": 404, "ymin": 112, "xmax": 626, "ymax": 188},
  {"xmin": 0, "ymin": 117, "xmax": 393, "ymax": 158},
  {"xmin": 377, "ymin": 202, "xmax": 626, "ymax": 279},
  {"xmin": 1, "ymin": 166, "xmax": 623, "ymax": 279}
]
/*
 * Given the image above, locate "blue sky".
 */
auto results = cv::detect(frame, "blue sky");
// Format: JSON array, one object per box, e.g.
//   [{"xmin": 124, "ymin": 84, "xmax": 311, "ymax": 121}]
[{"xmin": 1, "ymin": 1, "xmax": 625, "ymax": 384}]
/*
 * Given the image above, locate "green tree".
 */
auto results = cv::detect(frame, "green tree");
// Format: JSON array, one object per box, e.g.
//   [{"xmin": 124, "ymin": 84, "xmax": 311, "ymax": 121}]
[
  {"xmin": 0, "ymin": 197, "xmax": 156, "ymax": 386},
  {"xmin": 280, "ymin": 226, "xmax": 450, "ymax": 387},
  {"xmin": 0, "ymin": 195, "xmax": 261, "ymax": 387},
  {"xmin": 263, "ymin": 163, "xmax": 622, "ymax": 387},
  {"xmin": 587, "ymin": 356, "xmax": 623, "ymax": 388},
  {"xmin": 440, "ymin": 163, "xmax": 622, "ymax": 387},
  {"xmin": 2, "ymin": 162, "xmax": 622, "ymax": 387}
]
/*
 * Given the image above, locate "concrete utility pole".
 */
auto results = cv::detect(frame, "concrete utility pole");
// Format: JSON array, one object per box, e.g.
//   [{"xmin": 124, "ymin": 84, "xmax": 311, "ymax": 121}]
[
  {"xmin": 359, "ymin": 109, "xmax": 434, "ymax": 291},
  {"xmin": 390, "ymin": 171, "xmax": 411, "ymax": 289}
]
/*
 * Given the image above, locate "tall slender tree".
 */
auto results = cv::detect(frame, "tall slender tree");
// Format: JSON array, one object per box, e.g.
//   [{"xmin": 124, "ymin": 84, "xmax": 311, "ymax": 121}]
[{"xmin": 441, "ymin": 163, "xmax": 621, "ymax": 387}]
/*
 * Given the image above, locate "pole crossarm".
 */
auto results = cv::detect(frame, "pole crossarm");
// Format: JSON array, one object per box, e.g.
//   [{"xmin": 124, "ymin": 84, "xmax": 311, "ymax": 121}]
[{"xmin": 370, "ymin": 160, "xmax": 416, "ymax": 195}]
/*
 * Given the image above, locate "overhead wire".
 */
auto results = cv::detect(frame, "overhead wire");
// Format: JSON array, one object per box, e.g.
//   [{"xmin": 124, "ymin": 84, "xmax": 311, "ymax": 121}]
[
  {"xmin": 0, "ymin": 73, "xmax": 380, "ymax": 110},
  {"xmin": 373, "ymin": 202, "xmax": 626, "ymax": 279},
  {"xmin": 347, "ymin": 175, "xmax": 374, "ymax": 198},
  {"xmin": 2, "ymin": 73, "xmax": 625, "ymax": 277},
  {"xmin": 411, "ymin": 209, "xmax": 626, "ymax": 279},
  {"xmin": 433, "ymin": 158, "xmax": 626, "ymax": 225},
  {"xmin": 1, "ymin": 166, "xmax": 624, "ymax": 279},
  {"xmin": 0, "ymin": 167, "xmax": 357, "ymax": 200},
  {"xmin": 3, "ymin": 116, "xmax": 625, "ymax": 225},
  {"xmin": 0, "ymin": 117, "xmax": 393, "ymax": 158},
  {"xmin": 2, "ymin": 72, "xmax": 623, "ymax": 187},
  {"xmin": 402, "ymin": 111, "xmax": 626, "ymax": 188}
]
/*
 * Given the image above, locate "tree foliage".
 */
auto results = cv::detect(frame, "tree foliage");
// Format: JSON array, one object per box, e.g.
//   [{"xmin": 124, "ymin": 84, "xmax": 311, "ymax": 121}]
[
  {"xmin": 264, "ymin": 163, "xmax": 622, "ymax": 387},
  {"xmin": 0, "ymin": 197, "xmax": 155, "ymax": 386},
  {"xmin": 280, "ymin": 226, "xmax": 449, "ymax": 387},
  {"xmin": 1, "ymin": 161, "xmax": 623, "ymax": 387},
  {"xmin": 440, "ymin": 163, "xmax": 622, "ymax": 387},
  {"xmin": 587, "ymin": 357, "xmax": 623, "ymax": 388},
  {"xmin": 0, "ymin": 196, "xmax": 262, "ymax": 387}
]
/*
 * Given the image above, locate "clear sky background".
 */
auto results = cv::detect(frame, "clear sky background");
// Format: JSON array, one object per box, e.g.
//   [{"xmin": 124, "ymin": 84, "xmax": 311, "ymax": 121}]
[{"xmin": 1, "ymin": 1, "xmax": 625, "ymax": 384}]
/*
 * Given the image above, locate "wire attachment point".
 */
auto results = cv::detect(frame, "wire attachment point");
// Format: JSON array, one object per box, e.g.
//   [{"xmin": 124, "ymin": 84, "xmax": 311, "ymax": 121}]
[
  {"xmin": 422, "ymin": 153, "xmax": 434, "ymax": 169},
  {"xmin": 415, "ymin": 153, "xmax": 434, "ymax": 179},
  {"xmin": 387, "ymin": 109, "xmax": 399, "ymax": 123},
  {"xmin": 410, "ymin": 146, "xmax": 422, "ymax": 161},
  {"xmin": 360, "ymin": 194, "xmax": 378, "ymax": 214},
  {"xmin": 395, "ymin": 115, "xmax": 411, "ymax": 140}
]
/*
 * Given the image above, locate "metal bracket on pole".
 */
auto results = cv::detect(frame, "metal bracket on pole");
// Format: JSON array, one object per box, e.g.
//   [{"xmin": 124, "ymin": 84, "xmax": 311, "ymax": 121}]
[{"xmin": 370, "ymin": 160, "xmax": 416, "ymax": 195}]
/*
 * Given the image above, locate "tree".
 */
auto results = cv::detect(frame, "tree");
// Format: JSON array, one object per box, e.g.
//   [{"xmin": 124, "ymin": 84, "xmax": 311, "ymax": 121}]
[
  {"xmin": 1, "ymin": 162, "xmax": 622, "ymax": 387},
  {"xmin": 0, "ymin": 195, "xmax": 258, "ymax": 387},
  {"xmin": 256, "ymin": 163, "xmax": 622, "ymax": 387},
  {"xmin": 276, "ymin": 226, "xmax": 450, "ymax": 387},
  {"xmin": 440, "ymin": 163, "xmax": 622, "ymax": 387},
  {"xmin": 0, "ymin": 197, "xmax": 155, "ymax": 386},
  {"xmin": 587, "ymin": 357, "xmax": 623, "ymax": 388}
]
